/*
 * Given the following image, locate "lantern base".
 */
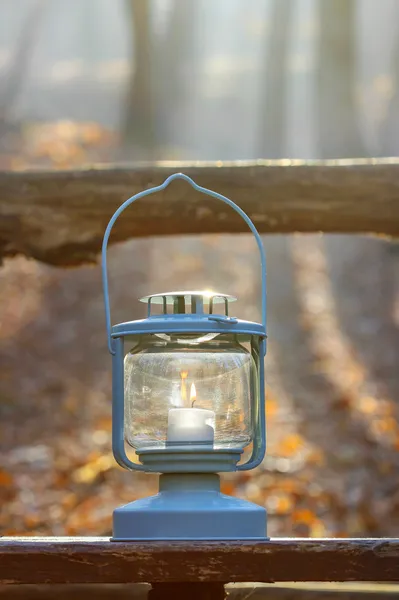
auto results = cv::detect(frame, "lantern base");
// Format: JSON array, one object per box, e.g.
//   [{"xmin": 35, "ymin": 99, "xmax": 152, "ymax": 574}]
[{"xmin": 112, "ymin": 473, "xmax": 267, "ymax": 541}]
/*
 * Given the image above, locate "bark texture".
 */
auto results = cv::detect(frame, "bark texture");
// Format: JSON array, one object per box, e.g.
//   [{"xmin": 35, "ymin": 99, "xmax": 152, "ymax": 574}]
[{"xmin": 1, "ymin": 159, "xmax": 399, "ymax": 266}]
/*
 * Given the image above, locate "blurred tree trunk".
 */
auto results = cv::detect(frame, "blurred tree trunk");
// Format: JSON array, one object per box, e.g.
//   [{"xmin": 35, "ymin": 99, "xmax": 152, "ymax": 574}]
[
  {"xmin": 121, "ymin": 0, "xmax": 156, "ymax": 159},
  {"xmin": 154, "ymin": 0, "xmax": 198, "ymax": 154},
  {"xmin": 121, "ymin": 0, "xmax": 197, "ymax": 159},
  {"xmin": 380, "ymin": 30, "xmax": 399, "ymax": 155},
  {"xmin": 257, "ymin": 0, "xmax": 292, "ymax": 158},
  {"xmin": 0, "ymin": 0, "xmax": 47, "ymax": 132},
  {"xmin": 316, "ymin": 0, "xmax": 365, "ymax": 158}
]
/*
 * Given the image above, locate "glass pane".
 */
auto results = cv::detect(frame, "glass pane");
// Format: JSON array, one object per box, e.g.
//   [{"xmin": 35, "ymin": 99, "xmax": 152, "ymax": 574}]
[{"xmin": 124, "ymin": 334, "xmax": 255, "ymax": 451}]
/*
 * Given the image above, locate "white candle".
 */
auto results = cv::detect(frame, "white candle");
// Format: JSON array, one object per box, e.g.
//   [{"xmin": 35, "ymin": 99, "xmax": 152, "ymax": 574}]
[{"xmin": 167, "ymin": 408, "xmax": 215, "ymax": 443}]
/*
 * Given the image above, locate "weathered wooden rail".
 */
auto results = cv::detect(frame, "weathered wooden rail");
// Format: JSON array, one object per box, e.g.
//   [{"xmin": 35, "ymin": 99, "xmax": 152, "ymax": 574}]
[
  {"xmin": 1, "ymin": 538, "xmax": 399, "ymax": 599},
  {"xmin": 1, "ymin": 158, "xmax": 399, "ymax": 266},
  {"xmin": 2, "ymin": 583, "xmax": 399, "ymax": 600}
]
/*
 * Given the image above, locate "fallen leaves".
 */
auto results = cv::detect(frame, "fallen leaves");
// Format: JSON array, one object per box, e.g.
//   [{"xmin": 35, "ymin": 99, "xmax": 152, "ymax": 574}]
[
  {"xmin": 0, "ymin": 120, "xmax": 118, "ymax": 170},
  {"xmin": 276, "ymin": 433, "xmax": 306, "ymax": 458},
  {"xmin": 0, "ymin": 469, "xmax": 13, "ymax": 487},
  {"xmin": 266, "ymin": 492, "xmax": 294, "ymax": 515},
  {"xmin": 72, "ymin": 454, "xmax": 114, "ymax": 485}
]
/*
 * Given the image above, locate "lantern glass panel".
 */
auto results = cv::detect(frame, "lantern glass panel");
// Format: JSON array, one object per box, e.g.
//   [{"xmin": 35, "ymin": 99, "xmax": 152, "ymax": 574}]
[{"xmin": 124, "ymin": 333, "xmax": 256, "ymax": 451}]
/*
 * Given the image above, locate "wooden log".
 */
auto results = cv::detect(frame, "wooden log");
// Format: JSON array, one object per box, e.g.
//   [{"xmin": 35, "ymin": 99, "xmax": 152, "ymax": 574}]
[
  {"xmin": 1, "ymin": 538, "xmax": 399, "ymax": 585},
  {"xmin": 1, "ymin": 159, "xmax": 399, "ymax": 266}
]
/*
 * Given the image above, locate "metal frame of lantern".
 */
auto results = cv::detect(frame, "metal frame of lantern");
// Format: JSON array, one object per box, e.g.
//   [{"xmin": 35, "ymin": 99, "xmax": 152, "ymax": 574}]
[{"xmin": 102, "ymin": 173, "xmax": 268, "ymax": 541}]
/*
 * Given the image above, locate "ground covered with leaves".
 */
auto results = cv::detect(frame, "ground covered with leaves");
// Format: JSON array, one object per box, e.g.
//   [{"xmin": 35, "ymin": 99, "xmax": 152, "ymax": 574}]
[{"xmin": 0, "ymin": 122, "xmax": 398, "ymax": 538}]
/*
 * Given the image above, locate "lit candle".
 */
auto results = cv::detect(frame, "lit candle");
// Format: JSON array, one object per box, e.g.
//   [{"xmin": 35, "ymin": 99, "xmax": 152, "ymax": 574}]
[{"xmin": 167, "ymin": 383, "xmax": 215, "ymax": 443}]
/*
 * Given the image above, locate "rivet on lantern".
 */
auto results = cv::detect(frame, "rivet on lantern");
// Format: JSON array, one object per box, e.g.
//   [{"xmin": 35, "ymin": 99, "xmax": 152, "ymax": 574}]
[{"xmin": 102, "ymin": 173, "xmax": 268, "ymax": 541}]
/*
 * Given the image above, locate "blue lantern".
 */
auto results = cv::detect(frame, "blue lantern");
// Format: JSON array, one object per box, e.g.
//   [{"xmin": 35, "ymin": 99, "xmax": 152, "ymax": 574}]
[{"xmin": 102, "ymin": 173, "xmax": 267, "ymax": 540}]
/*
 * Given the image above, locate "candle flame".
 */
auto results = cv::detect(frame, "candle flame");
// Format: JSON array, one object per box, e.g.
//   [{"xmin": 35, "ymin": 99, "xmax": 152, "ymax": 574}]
[{"xmin": 190, "ymin": 382, "xmax": 197, "ymax": 407}]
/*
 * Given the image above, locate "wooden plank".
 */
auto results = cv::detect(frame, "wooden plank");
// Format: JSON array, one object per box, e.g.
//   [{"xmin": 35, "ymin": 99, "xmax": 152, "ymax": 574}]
[
  {"xmin": 0, "ymin": 584, "xmax": 150, "ymax": 599},
  {"xmin": 1, "ymin": 583, "xmax": 399, "ymax": 600},
  {"xmin": 148, "ymin": 582, "xmax": 225, "ymax": 599},
  {"xmin": 1, "ymin": 159, "xmax": 399, "ymax": 266},
  {"xmin": 1, "ymin": 538, "xmax": 399, "ymax": 584}
]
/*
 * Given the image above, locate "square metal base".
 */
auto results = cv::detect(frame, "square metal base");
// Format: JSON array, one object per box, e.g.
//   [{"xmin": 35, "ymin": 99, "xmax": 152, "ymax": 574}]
[{"xmin": 112, "ymin": 474, "xmax": 267, "ymax": 541}]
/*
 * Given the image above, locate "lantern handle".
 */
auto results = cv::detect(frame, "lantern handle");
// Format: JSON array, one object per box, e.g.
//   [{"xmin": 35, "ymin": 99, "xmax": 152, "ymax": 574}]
[{"xmin": 102, "ymin": 172, "xmax": 267, "ymax": 354}]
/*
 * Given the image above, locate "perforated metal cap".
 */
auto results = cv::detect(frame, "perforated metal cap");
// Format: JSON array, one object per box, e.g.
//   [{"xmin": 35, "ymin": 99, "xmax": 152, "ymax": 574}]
[{"xmin": 140, "ymin": 290, "xmax": 236, "ymax": 316}]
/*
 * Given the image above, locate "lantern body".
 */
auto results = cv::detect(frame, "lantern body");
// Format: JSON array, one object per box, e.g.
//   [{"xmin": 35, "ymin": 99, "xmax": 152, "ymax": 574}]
[
  {"xmin": 124, "ymin": 333, "xmax": 256, "ymax": 452},
  {"xmin": 101, "ymin": 173, "xmax": 268, "ymax": 540}
]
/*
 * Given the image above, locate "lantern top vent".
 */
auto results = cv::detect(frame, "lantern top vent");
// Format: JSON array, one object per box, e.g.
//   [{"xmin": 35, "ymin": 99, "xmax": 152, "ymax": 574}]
[{"xmin": 140, "ymin": 290, "xmax": 236, "ymax": 316}]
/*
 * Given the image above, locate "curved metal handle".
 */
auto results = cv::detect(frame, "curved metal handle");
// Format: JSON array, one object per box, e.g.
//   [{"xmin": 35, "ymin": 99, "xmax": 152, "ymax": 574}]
[{"xmin": 102, "ymin": 172, "xmax": 267, "ymax": 354}]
